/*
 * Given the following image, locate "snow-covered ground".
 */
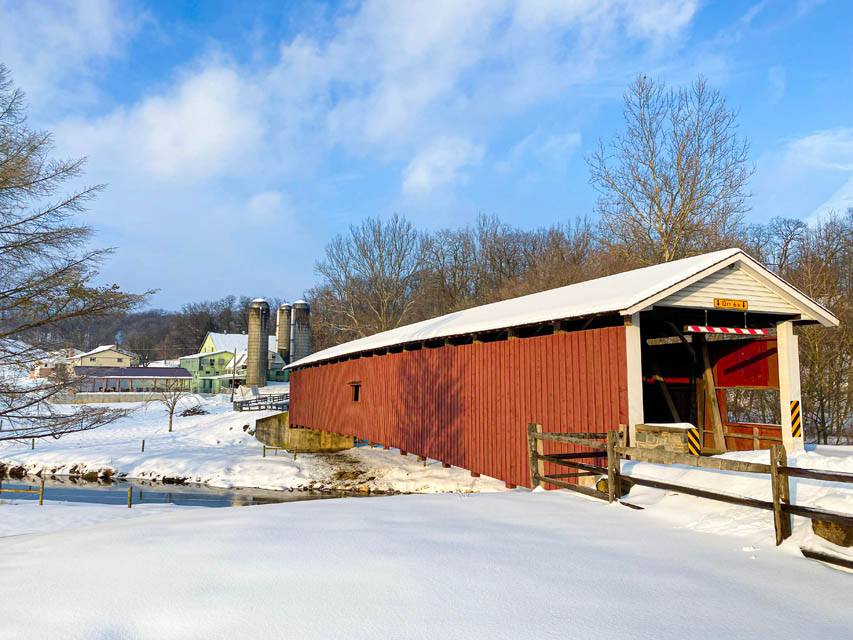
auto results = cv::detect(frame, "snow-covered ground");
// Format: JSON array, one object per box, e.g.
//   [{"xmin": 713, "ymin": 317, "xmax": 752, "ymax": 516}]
[
  {"xmin": 0, "ymin": 395, "xmax": 506, "ymax": 494},
  {"xmin": 2, "ymin": 393, "xmax": 851, "ymax": 637},
  {"xmin": 1, "ymin": 489, "xmax": 851, "ymax": 639},
  {"xmin": 0, "ymin": 498, "xmax": 194, "ymax": 538},
  {"xmin": 615, "ymin": 445, "xmax": 853, "ymax": 568}
]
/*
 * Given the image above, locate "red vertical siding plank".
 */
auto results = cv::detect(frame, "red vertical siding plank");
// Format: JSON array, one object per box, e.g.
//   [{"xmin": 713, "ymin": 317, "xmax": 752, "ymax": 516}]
[
  {"xmin": 593, "ymin": 331, "xmax": 604, "ymax": 431},
  {"xmin": 578, "ymin": 332, "xmax": 587, "ymax": 430},
  {"xmin": 556, "ymin": 333, "xmax": 566, "ymax": 431},
  {"xmin": 565, "ymin": 333, "xmax": 574, "ymax": 430},
  {"xmin": 598, "ymin": 331, "xmax": 608, "ymax": 431},
  {"xmin": 504, "ymin": 340, "xmax": 512, "ymax": 484}
]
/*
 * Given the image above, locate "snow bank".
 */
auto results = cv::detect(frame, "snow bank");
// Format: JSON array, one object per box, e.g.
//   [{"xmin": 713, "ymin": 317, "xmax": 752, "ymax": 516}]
[
  {"xmin": 0, "ymin": 396, "xmax": 506, "ymax": 494},
  {"xmin": 0, "ymin": 490, "xmax": 850, "ymax": 638},
  {"xmin": 0, "ymin": 499, "xmax": 194, "ymax": 538},
  {"xmin": 620, "ymin": 445, "xmax": 853, "ymax": 563}
]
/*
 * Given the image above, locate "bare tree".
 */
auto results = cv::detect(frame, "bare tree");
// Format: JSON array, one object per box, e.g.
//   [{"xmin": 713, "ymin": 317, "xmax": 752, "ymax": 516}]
[
  {"xmin": 150, "ymin": 380, "xmax": 194, "ymax": 433},
  {"xmin": 589, "ymin": 75, "xmax": 753, "ymax": 265},
  {"xmin": 313, "ymin": 215, "xmax": 425, "ymax": 342},
  {"xmin": 419, "ymin": 225, "xmax": 478, "ymax": 316},
  {"xmin": 497, "ymin": 217, "xmax": 600, "ymax": 299},
  {"xmin": 788, "ymin": 211, "xmax": 852, "ymax": 444},
  {"xmin": 0, "ymin": 64, "xmax": 147, "ymax": 441}
]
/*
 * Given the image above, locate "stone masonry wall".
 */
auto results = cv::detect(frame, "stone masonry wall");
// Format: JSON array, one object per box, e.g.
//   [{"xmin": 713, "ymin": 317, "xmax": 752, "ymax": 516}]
[{"xmin": 635, "ymin": 424, "xmax": 691, "ymax": 454}]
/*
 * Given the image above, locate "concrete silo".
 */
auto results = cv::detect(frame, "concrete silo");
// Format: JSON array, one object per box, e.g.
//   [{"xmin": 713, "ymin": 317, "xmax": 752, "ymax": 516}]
[
  {"xmin": 276, "ymin": 302, "xmax": 292, "ymax": 363},
  {"xmin": 246, "ymin": 298, "xmax": 270, "ymax": 388},
  {"xmin": 290, "ymin": 300, "xmax": 311, "ymax": 363}
]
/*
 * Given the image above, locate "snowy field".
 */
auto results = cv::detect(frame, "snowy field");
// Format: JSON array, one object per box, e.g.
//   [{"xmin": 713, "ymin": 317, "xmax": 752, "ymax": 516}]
[
  {"xmin": 0, "ymin": 395, "xmax": 506, "ymax": 493},
  {"xmin": 2, "ymin": 392, "xmax": 852, "ymax": 637},
  {"xmin": 1, "ymin": 489, "xmax": 851, "ymax": 639}
]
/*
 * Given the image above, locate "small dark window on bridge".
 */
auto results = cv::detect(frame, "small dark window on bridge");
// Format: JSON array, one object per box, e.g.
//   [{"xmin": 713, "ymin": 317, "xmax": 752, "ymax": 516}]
[{"xmin": 351, "ymin": 383, "xmax": 361, "ymax": 402}]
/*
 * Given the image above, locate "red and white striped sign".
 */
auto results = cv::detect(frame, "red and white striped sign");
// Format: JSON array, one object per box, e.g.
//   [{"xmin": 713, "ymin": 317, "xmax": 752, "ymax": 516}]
[{"xmin": 684, "ymin": 325, "xmax": 769, "ymax": 335}]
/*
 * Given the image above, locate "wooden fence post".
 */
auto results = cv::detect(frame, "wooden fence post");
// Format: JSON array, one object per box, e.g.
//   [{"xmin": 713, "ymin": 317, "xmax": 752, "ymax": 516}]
[
  {"xmin": 38, "ymin": 478, "xmax": 44, "ymax": 506},
  {"xmin": 127, "ymin": 486, "xmax": 132, "ymax": 509},
  {"xmin": 262, "ymin": 445, "xmax": 266, "ymax": 458},
  {"xmin": 141, "ymin": 439, "xmax": 145, "ymax": 452},
  {"xmin": 527, "ymin": 423, "xmax": 544, "ymax": 489},
  {"xmin": 770, "ymin": 444, "xmax": 792, "ymax": 545},
  {"xmin": 606, "ymin": 430, "xmax": 620, "ymax": 503}
]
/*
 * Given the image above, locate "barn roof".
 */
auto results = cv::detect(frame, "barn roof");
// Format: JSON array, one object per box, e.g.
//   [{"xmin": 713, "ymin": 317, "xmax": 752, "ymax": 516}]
[
  {"xmin": 205, "ymin": 333, "xmax": 277, "ymax": 353},
  {"xmin": 179, "ymin": 349, "xmax": 231, "ymax": 361},
  {"xmin": 76, "ymin": 344, "xmax": 137, "ymax": 359},
  {"xmin": 287, "ymin": 248, "xmax": 839, "ymax": 369}
]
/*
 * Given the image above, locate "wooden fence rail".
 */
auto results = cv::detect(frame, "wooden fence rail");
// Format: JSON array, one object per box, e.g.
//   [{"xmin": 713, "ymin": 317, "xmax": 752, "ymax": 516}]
[
  {"xmin": 233, "ymin": 393, "xmax": 289, "ymax": 412},
  {"xmin": 527, "ymin": 423, "xmax": 610, "ymax": 500},
  {"xmin": 0, "ymin": 478, "xmax": 45, "ymax": 505},
  {"xmin": 526, "ymin": 423, "xmax": 853, "ymax": 553}
]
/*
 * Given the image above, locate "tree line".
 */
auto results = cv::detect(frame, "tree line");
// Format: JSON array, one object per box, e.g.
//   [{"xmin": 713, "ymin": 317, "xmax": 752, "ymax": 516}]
[{"xmin": 22, "ymin": 295, "xmax": 288, "ymax": 365}]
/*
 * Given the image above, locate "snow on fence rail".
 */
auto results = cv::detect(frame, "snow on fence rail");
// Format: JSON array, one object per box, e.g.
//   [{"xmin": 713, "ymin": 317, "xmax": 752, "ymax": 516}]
[{"xmin": 526, "ymin": 423, "xmax": 853, "ymax": 565}]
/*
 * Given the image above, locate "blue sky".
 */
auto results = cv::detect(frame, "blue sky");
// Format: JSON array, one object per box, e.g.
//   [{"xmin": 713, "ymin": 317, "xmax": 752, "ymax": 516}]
[{"xmin": 1, "ymin": 0, "xmax": 851, "ymax": 309}]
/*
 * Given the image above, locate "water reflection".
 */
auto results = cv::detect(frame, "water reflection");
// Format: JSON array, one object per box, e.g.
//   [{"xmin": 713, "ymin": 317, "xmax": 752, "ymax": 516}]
[{"xmin": 0, "ymin": 475, "xmax": 366, "ymax": 508}]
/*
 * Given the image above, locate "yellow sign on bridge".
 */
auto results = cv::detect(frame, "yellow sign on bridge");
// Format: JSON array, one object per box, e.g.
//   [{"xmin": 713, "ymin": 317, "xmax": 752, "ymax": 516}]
[{"xmin": 713, "ymin": 297, "xmax": 748, "ymax": 310}]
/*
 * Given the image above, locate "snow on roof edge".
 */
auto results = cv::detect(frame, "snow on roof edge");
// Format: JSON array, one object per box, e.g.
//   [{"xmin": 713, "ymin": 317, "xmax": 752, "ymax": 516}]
[
  {"xmin": 287, "ymin": 249, "xmax": 749, "ymax": 369},
  {"xmin": 75, "ymin": 344, "xmax": 137, "ymax": 359}
]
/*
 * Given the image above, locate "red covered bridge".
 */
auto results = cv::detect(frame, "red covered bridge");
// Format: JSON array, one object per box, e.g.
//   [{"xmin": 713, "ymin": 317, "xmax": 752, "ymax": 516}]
[{"xmin": 287, "ymin": 249, "xmax": 838, "ymax": 488}]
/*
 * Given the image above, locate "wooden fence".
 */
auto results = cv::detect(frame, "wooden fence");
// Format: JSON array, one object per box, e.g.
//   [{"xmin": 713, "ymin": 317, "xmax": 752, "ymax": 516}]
[
  {"xmin": 527, "ymin": 423, "xmax": 853, "ymax": 565},
  {"xmin": 0, "ymin": 478, "xmax": 45, "ymax": 505},
  {"xmin": 233, "ymin": 393, "xmax": 289, "ymax": 412}
]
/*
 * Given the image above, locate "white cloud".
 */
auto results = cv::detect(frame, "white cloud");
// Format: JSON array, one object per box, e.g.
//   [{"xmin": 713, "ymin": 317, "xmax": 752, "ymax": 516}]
[
  {"xmin": 402, "ymin": 137, "xmax": 484, "ymax": 194},
  {"xmin": 785, "ymin": 128, "xmax": 853, "ymax": 171},
  {"xmin": 47, "ymin": 0, "xmax": 700, "ymax": 192},
  {"xmin": 246, "ymin": 190, "xmax": 292, "ymax": 226},
  {"xmin": 792, "ymin": 129, "xmax": 853, "ymax": 218},
  {"xmin": 768, "ymin": 66, "xmax": 786, "ymax": 103},
  {"xmin": 753, "ymin": 127, "xmax": 853, "ymax": 222},
  {"xmin": 623, "ymin": 0, "xmax": 698, "ymax": 42},
  {"xmin": 134, "ymin": 67, "xmax": 263, "ymax": 180},
  {"xmin": 269, "ymin": 0, "xmax": 698, "ymax": 156},
  {"xmin": 56, "ymin": 65, "xmax": 264, "ymax": 182},
  {"xmin": 810, "ymin": 175, "xmax": 853, "ymax": 220},
  {"xmin": 259, "ymin": 0, "xmax": 698, "ymax": 195},
  {"xmin": 497, "ymin": 130, "xmax": 581, "ymax": 173},
  {"xmin": 0, "ymin": 0, "xmax": 132, "ymax": 108}
]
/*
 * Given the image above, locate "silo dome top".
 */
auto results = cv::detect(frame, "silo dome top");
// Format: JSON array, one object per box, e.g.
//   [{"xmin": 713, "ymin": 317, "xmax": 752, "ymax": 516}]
[
  {"xmin": 293, "ymin": 299, "xmax": 309, "ymax": 307},
  {"xmin": 251, "ymin": 297, "xmax": 267, "ymax": 303}
]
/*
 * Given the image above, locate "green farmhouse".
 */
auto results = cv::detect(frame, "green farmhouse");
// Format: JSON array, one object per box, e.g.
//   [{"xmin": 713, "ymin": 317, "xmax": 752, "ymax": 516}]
[
  {"xmin": 179, "ymin": 350, "xmax": 243, "ymax": 393},
  {"xmin": 179, "ymin": 338, "xmax": 289, "ymax": 393}
]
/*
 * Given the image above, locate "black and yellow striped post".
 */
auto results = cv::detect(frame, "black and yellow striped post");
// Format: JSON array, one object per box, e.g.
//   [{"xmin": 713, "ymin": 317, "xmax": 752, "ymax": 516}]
[
  {"xmin": 687, "ymin": 426, "xmax": 701, "ymax": 456},
  {"xmin": 790, "ymin": 400, "xmax": 802, "ymax": 439}
]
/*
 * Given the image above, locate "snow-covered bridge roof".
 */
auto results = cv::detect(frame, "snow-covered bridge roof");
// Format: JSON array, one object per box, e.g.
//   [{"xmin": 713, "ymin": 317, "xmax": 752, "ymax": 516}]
[{"xmin": 288, "ymin": 248, "xmax": 838, "ymax": 369}]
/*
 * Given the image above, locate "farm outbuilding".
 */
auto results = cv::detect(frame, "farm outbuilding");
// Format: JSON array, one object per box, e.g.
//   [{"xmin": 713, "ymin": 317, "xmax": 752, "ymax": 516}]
[{"xmin": 286, "ymin": 249, "xmax": 839, "ymax": 488}]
